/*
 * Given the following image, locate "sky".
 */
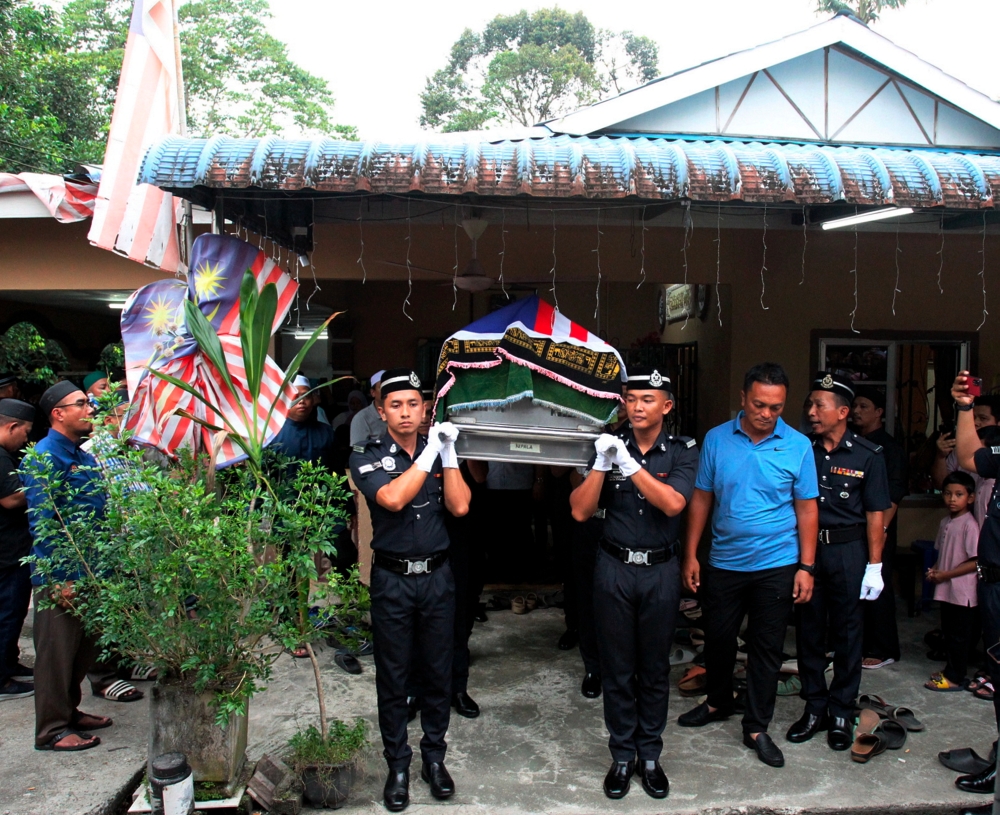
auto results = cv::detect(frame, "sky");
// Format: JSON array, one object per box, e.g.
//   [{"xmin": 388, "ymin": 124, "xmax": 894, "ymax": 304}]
[{"xmin": 266, "ymin": 0, "xmax": 1000, "ymax": 141}]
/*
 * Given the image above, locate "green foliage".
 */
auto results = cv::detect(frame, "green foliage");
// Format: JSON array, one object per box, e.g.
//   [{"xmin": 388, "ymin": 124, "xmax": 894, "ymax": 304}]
[
  {"xmin": 287, "ymin": 719, "xmax": 369, "ymax": 771},
  {"xmin": 419, "ymin": 8, "xmax": 659, "ymax": 132},
  {"xmin": 0, "ymin": 0, "xmax": 356, "ymax": 174},
  {"xmin": 0, "ymin": 322, "xmax": 68, "ymax": 386},
  {"xmin": 98, "ymin": 341, "xmax": 125, "ymax": 374},
  {"xmin": 815, "ymin": 0, "xmax": 907, "ymax": 23}
]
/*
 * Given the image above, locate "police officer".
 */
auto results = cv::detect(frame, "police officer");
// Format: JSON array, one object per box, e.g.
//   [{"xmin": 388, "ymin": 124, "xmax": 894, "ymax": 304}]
[
  {"xmin": 570, "ymin": 365, "xmax": 698, "ymax": 800},
  {"xmin": 787, "ymin": 372, "xmax": 890, "ymax": 751},
  {"xmin": 349, "ymin": 369, "xmax": 471, "ymax": 812}
]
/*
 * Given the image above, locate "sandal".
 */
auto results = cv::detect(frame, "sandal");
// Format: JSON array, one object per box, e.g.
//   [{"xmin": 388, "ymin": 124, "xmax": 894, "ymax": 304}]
[
  {"xmin": 333, "ymin": 652, "xmax": 362, "ymax": 675},
  {"xmin": 851, "ymin": 709, "xmax": 885, "ymax": 763},
  {"xmin": 128, "ymin": 665, "xmax": 158, "ymax": 682},
  {"xmin": 93, "ymin": 680, "xmax": 143, "ymax": 703},
  {"xmin": 968, "ymin": 672, "xmax": 991, "ymax": 691},
  {"xmin": 511, "ymin": 596, "xmax": 527, "ymax": 615},
  {"xmin": 525, "ymin": 592, "xmax": 538, "ymax": 611},
  {"xmin": 925, "ymin": 675, "xmax": 970, "ymax": 692},
  {"xmin": 862, "ymin": 657, "xmax": 896, "ymax": 670},
  {"xmin": 36, "ymin": 728, "xmax": 100, "ymax": 752},
  {"xmin": 678, "ymin": 665, "xmax": 706, "ymax": 695},
  {"xmin": 776, "ymin": 675, "xmax": 802, "ymax": 696},
  {"xmin": 939, "ymin": 747, "xmax": 994, "ymax": 775},
  {"xmin": 974, "ymin": 681, "xmax": 995, "ymax": 701},
  {"xmin": 887, "ymin": 705, "xmax": 924, "ymax": 732},
  {"xmin": 72, "ymin": 711, "xmax": 113, "ymax": 730},
  {"xmin": 873, "ymin": 719, "xmax": 907, "ymax": 750},
  {"xmin": 669, "ymin": 647, "xmax": 696, "ymax": 666},
  {"xmin": 289, "ymin": 645, "xmax": 310, "ymax": 659},
  {"xmin": 857, "ymin": 693, "xmax": 892, "ymax": 717}
]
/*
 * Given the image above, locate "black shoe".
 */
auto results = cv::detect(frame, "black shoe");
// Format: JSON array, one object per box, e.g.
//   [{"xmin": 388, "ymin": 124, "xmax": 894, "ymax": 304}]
[
  {"xmin": 678, "ymin": 701, "xmax": 732, "ymax": 728},
  {"xmin": 383, "ymin": 768, "xmax": 409, "ymax": 811},
  {"xmin": 743, "ymin": 732, "xmax": 785, "ymax": 767},
  {"xmin": 786, "ymin": 711, "xmax": 828, "ymax": 743},
  {"xmin": 827, "ymin": 716, "xmax": 853, "ymax": 751},
  {"xmin": 603, "ymin": 760, "xmax": 634, "ymax": 799},
  {"xmin": 581, "ymin": 673, "xmax": 602, "ymax": 699},
  {"xmin": 407, "ymin": 696, "xmax": 418, "ymax": 723},
  {"xmin": 420, "ymin": 762, "xmax": 455, "ymax": 800},
  {"xmin": 452, "ymin": 691, "xmax": 480, "ymax": 718},
  {"xmin": 474, "ymin": 603, "xmax": 488, "ymax": 623},
  {"xmin": 558, "ymin": 628, "xmax": 579, "ymax": 650},
  {"xmin": 957, "ymin": 765, "xmax": 997, "ymax": 794},
  {"xmin": 636, "ymin": 760, "xmax": 669, "ymax": 798},
  {"xmin": 959, "ymin": 807, "xmax": 994, "ymax": 815}
]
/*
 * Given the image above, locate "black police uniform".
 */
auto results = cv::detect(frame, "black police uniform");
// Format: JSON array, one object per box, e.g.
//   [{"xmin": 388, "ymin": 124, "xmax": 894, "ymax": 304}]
[
  {"xmin": 350, "ymin": 433, "xmax": 455, "ymax": 772},
  {"xmin": 799, "ymin": 430, "xmax": 890, "ymax": 719},
  {"xmin": 972, "ymin": 443, "xmax": 1000, "ymax": 734},
  {"xmin": 593, "ymin": 425, "xmax": 698, "ymax": 763}
]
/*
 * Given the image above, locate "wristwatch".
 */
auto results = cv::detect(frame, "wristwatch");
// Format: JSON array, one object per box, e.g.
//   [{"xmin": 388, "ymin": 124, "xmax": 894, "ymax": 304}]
[
  {"xmin": 956, "ymin": 401, "xmax": 974, "ymax": 412},
  {"xmin": 797, "ymin": 562, "xmax": 816, "ymax": 575}
]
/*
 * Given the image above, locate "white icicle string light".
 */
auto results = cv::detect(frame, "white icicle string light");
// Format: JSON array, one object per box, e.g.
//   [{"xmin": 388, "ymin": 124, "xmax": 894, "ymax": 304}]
[
  {"xmin": 936, "ymin": 215, "xmax": 945, "ymax": 294},
  {"xmin": 715, "ymin": 202, "xmax": 722, "ymax": 327},
  {"xmin": 305, "ymin": 201, "xmax": 320, "ymax": 312},
  {"xmin": 403, "ymin": 199, "xmax": 413, "ymax": 321},
  {"xmin": 891, "ymin": 220, "xmax": 902, "ymax": 316},
  {"xmin": 978, "ymin": 210, "xmax": 989, "ymax": 331},
  {"xmin": 681, "ymin": 201, "xmax": 693, "ymax": 331},
  {"xmin": 498, "ymin": 207, "xmax": 509, "ymax": 300},
  {"xmin": 549, "ymin": 210, "xmax": 559, "ymax": 310},
  {"xmin": 637, "ymin": 204, "xmax": 648, "ymax": 289},
  {"xmin": 357, "ymin": 199, "xmax": 367, "ymax": 284},
  {"xmin": 593, "ymin": 209, "xmax": 602, "ymax": 319},
  {"xmin": 800, "ymin": 206, "xmax": 807, "ymax": 285},
  {"xmin": 759, "ymin": 203, "xmax": 769, "ymax": 310},
  {"xmin": 451, "ymin": 208, "xmax": 459, "ymax": 312},
  {"xmin": 849, "ymin": 218, "xmax": 860, "ymax": 334}
]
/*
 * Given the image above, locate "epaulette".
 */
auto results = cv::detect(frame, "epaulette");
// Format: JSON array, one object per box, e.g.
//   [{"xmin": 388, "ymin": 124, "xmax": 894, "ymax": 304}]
[
  {"xmin": 352, "ymin": 437, "xmax": 382, "ymax": 454},
  {"xmin": 671, "ymin": 434, "xmax": 697, "ymax": 449},
  {"xmin": 851, "ymin": 434, "xmax": 883, "ymax": 454}
]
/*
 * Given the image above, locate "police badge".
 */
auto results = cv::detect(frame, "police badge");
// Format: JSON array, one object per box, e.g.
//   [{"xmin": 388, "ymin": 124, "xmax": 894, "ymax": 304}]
[
  {"xmin": 409, "ymin": 372, "xmax": 421, "ymax": 389},
  {"xmin": 650, "ymin": 370, "xmax": 663, "ymax": 388},
  {"xmin": 821, "ymin": 374, "xmax": 834, "ymax": 389},
  {"xmin": 382, "ymin": 456, "xmax": 396, "ymax": 471}
]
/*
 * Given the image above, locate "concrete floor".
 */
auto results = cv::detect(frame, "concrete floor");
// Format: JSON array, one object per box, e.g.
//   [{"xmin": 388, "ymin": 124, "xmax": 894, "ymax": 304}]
[{"xmin": 1, "ymin": 600, "xmax": 997, "ymax": 814}]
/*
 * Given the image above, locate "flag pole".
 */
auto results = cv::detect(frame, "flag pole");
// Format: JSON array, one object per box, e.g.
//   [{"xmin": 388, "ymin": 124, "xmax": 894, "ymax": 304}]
[{"xmin": 172, "ymin": 0, "xmax": 193, "ymax": 272}]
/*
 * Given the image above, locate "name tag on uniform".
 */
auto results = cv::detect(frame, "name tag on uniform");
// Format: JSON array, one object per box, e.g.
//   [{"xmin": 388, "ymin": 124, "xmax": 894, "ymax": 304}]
[
  {"xmin": 510, "ymin": 441, "xmax": 540, "ymax": 453},
  {"xmin": 830, "ymin": 467, "xmax": 864, "ymax": 478},
  {"xmin": 358, "ymin": 461, "xmax": 383, "ymax": 475},
  {"xmin": 992, "ymin": 446, "xmax": 1000, "ymax": 456}
]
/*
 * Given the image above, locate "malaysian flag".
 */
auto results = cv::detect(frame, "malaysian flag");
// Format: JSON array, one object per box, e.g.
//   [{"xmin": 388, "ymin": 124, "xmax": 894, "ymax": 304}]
[
  {"xmin": 87, "ymin": 0, "xmax": 182, "ymax": 272},
  {"xmin": 0, "ymin": 172, "xmax": 97, "ymax": 223},
  {"xmin": 121, "ymin": 234, "xmax": 298, "ymax": 467}
]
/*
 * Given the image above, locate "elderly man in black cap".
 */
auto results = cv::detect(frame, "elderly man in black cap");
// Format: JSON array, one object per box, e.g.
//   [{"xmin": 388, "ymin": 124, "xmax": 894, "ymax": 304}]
[
  {"xmin": 0, "ymin": 398, "xmax": 37, "ymax": 701},
  {"xmin": 571, "ymin": 365, "xmax": 698, "ymax": 800},
  {"xmin": 350, "ymin": 368, "xmax": 470, "ymax": 812},
  {"xmin": 22, "ymin": 380, "xmax": 114, "ymax": 751},
  {"xmin": 787, "ymin": 372, "xmax": 890, "ymax": 752}
]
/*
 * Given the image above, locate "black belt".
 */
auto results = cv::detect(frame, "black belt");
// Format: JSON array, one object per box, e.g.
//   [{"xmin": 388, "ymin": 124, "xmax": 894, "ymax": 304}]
[
  {"xmin": 600, "ymin": 539, "xmax": 676, "ymax": 566},
  {"xmin": 978, "ymin": 563, "xmax": 1000, "ymax": 584},
  {"xmin": 373, "ymin": 551, "xmax": 448, "ymax": 575},
  {"xmin": 818, "ymin": 524, "xmax": 866, "ymax": 545}
]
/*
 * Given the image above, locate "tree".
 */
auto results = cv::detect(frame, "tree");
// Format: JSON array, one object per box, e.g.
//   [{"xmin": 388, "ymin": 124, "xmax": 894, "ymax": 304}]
[
  {"xmin": 0, "ymin": 0, "xmax": 356, "ymax": 175},
  {"xmin": 419, "ymin": 8, "xmax": 659, "ymax": 132},
  {"xmin": 815, "ymin": 0, "xmax": 907, "ymax": 23}
]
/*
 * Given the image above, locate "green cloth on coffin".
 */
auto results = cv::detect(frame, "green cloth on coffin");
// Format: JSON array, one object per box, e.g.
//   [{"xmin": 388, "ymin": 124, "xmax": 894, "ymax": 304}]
[{"xmin": 439, "ymin": 361, "xmax": 618, "ymax": 425}]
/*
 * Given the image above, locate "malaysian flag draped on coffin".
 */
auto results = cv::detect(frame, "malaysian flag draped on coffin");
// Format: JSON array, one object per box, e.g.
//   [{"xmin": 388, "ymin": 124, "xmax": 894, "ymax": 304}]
[
  {"xmin": 87, "ymin": 0, "xmax": 182, "ymax": 272},
  {"xmin": 121, "ymin": 234, "xmax": 298, "ymax": 466},
  {"xmin": 435, "ymin": 295, "xmax": 624, "ymax": 425}
]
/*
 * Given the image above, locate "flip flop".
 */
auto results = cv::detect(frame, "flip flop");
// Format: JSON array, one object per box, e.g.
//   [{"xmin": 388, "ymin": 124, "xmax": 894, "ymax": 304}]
[
  {"xmin": 128, "ymin": 665, "xmax": 158, "ymax": 682},
  {"xmin": 857, "ymin": 693, "xmax": 892, "ymax": 717},
  {"xmin": 511, "ymin": 596, "xmax": 527, "ymax": 615},
  {"xmin": 93, "ymin": 680, "xmax": 143, "ymax": 703},
  {"xmin": 862, "ymin": 657, "xmax": 896, "ymax": 670},
  {"xmin": 669, "ymin": 647, "xmax": 696, "ymax": 666},
  {"xmin": 939, "ymin": 747, "xmax": 993, "ymax": 775},
  {"xmin": 289, "ymin": 645, "xmax": 310, "ymax": 659},
  {"xmin": 851, "ymin": 709, "xmax": 885, "ymax": 763},
  {"xmin": 873, "ymin": 719, "xmax": 907, "ymax": 750},
  {"xmin": 780, "ymin": 658, "xmax": 799, "ymax": 675},
  {"xmin": 968, "ymin": 672, "xmax": 991, "ymax": 691},
  {"xmin": 72, "ymin": 712, "xmax": 113, "ymax": 730},
  {"xmin": 333, "ymin": 652, "xmax": 362, "ymax": 675},
  {"xmin": 678, "ymin": 665, "xmax": 706, "ymax": 695},
  {"xmin": 887, "ymin": 706, "xmax": 924, "ymax": 732},
  {"xmin": 525, "ymin": 592, "xmax": 538, "ymax": 611},
  {"xmin": 35, "ymin": 728, "xmax": 100, "ymax": 752},
  {"xmin": 925, "ymin": 675, "xmax": 970, "ymax": 692},
  {"xmin": 776, "ymin": 675, "xmax": 802, "ymax": 696},
  {"xmin": 974, "ymin": 681, "xmax": 995, "ymax": 701}
]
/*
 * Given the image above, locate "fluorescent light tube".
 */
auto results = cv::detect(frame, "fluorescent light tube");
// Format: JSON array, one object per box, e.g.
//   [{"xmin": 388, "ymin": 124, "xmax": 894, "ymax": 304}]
[
  {"xmin": 108, "ymin": 302, "xmax": 126, "ymax": 310},
  {"xmin": 821, "ymin": 207, "xmax": 914, "ymax": 230}
]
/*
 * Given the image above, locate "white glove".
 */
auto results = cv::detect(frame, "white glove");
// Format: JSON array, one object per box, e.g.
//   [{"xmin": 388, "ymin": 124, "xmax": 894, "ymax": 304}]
[
  {"xmin": 593, "ymin": 433, "xmax": 617, "ymax": 472},
  {"xmin": 415, "ymin": 429, "xmax": 444, "ymax": 473},
  {"xmin": 860, "ymin": 562, "xmax": 884, "ymax": 601},
  {"xmin": 436, "ymin": 422, "xmax": 460, "ymax": 469},
  {"xmin": 610, "ymin": 438, "xmax": 641, "ymax": 478}
]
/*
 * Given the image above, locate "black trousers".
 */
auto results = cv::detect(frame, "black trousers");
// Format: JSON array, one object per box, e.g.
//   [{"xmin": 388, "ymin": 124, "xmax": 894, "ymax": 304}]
[
  {"xmin": 484, "ymin": 489, "xmax": 533, "ymax": 583},
  {"xmin": 863, "ymin": 532, "xmax": 901, "ymax": 662},
  {"xmin": 978, "ymin": 580, "xmax": 1000, "ymax": 733},
  {"xmin": 593, "ymin": 549, "xmax": 680, "ymax": 762},
  {"xmin": 370, "ymin": 562, "xmax": 455, "ymax": 770},
  {"xmin": 796, "ymin": 539, "xmax": 866, "ymax": 719},
  {"xmin": 941, "ymin": 601, "xmax": 981, "ymax": 684},
  {"xmin": 703, "ymin": 563, "xmax": 797, "ymax": 735},
  {"xmin": 0, "ymin": 563, "xmax": 31, "ymax": 682},
  {"xmin": 573, "ymin": 518, "xmax": 601, "ymax": 675}
]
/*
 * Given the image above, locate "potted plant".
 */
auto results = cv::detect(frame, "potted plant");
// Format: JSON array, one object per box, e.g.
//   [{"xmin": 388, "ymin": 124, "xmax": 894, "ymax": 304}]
[{"xmin": 287, "ymin": 718, "xmax": 369, "ymax": 809}]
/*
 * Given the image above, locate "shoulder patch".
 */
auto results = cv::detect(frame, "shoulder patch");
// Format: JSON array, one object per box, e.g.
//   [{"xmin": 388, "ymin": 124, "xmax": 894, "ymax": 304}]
[
  {"xmin": 673, "ymin": 435, "xmax": 696, "ymax": 448},
  {"xmin": 352, "ymin": 445, "xmax": 366, "ymax": 453}
]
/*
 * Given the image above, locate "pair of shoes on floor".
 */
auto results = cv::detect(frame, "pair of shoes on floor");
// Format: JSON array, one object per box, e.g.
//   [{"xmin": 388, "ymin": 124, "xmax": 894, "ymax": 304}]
[
  {"xmin": 92, "ymin": 679, "xmax": 143, "ymax": 703},
  {"xmin": 385, "ymin": 761, "xmax": 455, "ymax": 810},
  {"xmin": 511, "ymin": 593, "xmax": 538, "ymax": 614},
  {"xmin": 602, "ymin": 759, "xmax": 668, "ymax": 799}
]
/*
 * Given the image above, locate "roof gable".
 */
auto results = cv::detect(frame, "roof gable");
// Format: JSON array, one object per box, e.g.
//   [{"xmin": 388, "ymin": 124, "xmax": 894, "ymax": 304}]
[{"xmin": 546, "ymin": 14, "xmax": 1000, "ymax": 150}]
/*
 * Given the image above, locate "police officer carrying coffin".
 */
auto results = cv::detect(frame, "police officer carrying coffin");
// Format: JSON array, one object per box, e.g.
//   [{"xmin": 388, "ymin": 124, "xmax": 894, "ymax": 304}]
[
  {"xmin": 349, "ymin": 369, "xmax": 471, "ymax": 812},
  {"xmin": 570, "ymin": 365, "xmax": 698, "ymax": 800},
  {"xmin": 787, "ymin": 372, "xmax": 889, "ymax": 751}
]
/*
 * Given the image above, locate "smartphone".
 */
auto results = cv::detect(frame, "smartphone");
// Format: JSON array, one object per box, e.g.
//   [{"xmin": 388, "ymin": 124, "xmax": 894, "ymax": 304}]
[
  {"xmin": 939, "ymin": 423, "xmax": 955, "ymax": 437},
  {"xmin": 988, "ymin": 640, "xmax": 1000, "ymax": 665},
  {"xmin": 967, "ymin": 376, "xmax": 983, "ymax": 397}
]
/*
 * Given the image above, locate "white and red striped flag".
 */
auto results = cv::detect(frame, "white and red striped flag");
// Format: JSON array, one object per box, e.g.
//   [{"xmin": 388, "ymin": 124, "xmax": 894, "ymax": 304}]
[{"xmin": 88, "ymin": 0, "xmax": 182, "ymax": 272}]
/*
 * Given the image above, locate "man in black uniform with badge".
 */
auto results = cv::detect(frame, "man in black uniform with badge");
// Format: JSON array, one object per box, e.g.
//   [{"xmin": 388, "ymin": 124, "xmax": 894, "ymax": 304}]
[
  {"xmin": 570, "ymin": 365, "xmax": 698, "ymax": 800},
  {"xmin": 350, "ymin": 369, "xmax": 471, "ymax": 812},
  {"xmin": 787, "ymin": 372, "xmax": 889, "ymax": 751}
]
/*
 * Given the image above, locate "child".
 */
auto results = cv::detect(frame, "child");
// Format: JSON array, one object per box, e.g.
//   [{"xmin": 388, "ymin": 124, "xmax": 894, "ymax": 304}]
[{"xmin": 925, "ymin": 471, "xmax": 981, "ymax": 691}]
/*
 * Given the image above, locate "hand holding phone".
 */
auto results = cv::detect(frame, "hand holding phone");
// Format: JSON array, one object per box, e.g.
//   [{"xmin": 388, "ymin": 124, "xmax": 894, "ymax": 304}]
[{"xmin": 967, "ymin": 376, "xmax": 983, "ymax": 398}]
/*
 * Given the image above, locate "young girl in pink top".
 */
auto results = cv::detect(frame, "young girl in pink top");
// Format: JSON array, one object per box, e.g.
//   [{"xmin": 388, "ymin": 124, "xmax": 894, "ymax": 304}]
[{"xmin": 925, "ymin": 471, "xmax": 982, "ymax": 691}]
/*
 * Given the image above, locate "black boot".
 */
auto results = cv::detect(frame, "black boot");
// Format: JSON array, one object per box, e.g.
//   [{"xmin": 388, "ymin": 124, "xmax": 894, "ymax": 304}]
[
  {"xmin": 603, "ymin": 760, "xmax": 634, "ymax": 799},
  {"xmin": 383, "ymin": 767, "xmax": 409, "ymax": 812}
]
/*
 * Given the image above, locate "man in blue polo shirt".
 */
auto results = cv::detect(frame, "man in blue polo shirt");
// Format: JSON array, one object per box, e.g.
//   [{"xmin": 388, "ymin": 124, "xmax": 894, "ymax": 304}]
[{"xmin": 677, "ymin": 363, "xmax": 819, "ymax": 769}]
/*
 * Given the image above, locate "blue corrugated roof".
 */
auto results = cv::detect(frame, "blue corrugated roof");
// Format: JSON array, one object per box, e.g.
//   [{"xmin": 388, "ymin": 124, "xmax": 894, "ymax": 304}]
[{"xmin": 139, "ymin": 133, "xmax": 1000, "ymax": 209}]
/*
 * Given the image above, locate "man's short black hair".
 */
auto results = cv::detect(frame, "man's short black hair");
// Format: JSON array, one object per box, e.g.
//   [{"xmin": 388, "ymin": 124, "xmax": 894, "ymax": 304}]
[
  {"xmin": 975, "ymin": 395, "xmax": 1000, "ymax": 418},
  {"xmin": 830, "ymin": 392, "xmax": 852, "ymax": 410},
  {"xmin": 943, "ymin": 470, "xmax": 976, "ymax": 494},
  {"xmin": 743, "ymin": 362, "xmax": 790, "ymax": 393},
  {"xmin": 854, "ymin": 386, "xmax": 886, "ymax": 414}
]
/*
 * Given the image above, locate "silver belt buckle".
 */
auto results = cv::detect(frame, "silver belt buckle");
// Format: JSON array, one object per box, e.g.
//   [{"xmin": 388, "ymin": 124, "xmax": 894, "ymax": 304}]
[
  {"xmin": 818, "ymin": 530, "xmax": 830, "ymax": 545},
  {"xmin": 978, "ymin": 562, "xmax": 985, "ymax": 581},
  {"xmin": 625, "ymin": 549, "xmax": 650, "ymax": 566},
  {"xmin": 406, "ymin": 559, "xmax": 430, "ymax": 575}
]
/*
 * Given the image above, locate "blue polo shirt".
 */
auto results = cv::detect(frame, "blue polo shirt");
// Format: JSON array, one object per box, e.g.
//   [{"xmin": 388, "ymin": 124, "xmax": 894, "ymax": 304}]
[
  {"xmin": 695, "ymin": 413, "xmax": 818, "ymax": 572},
  {"xmin": 23, "ymin": 428, "xmax": 106, "ymax": 586}
]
